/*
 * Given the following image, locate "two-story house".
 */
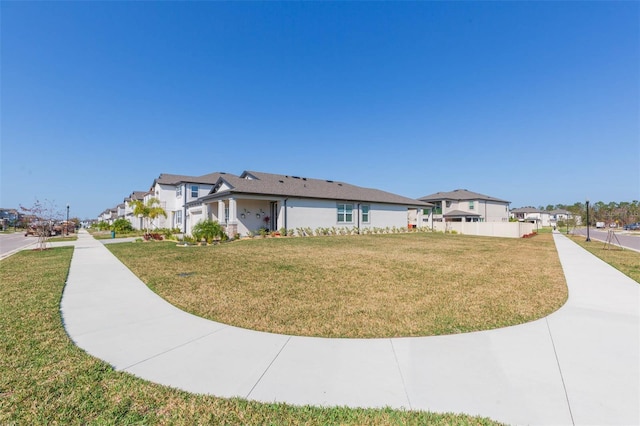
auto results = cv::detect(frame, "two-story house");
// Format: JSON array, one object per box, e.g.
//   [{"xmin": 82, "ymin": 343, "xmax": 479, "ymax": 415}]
[
  {"xmin": 510, "ymin": 207, "xmax": 552, "ymax": 227},
  {"xmin": 418, "ymin": 189, "xmax": 510, "ymax": 223},
  {"xmin": 123, "ymin": 191, "xmax": 148, "ymax": 229},
  {"xmin": 144, "ymin": 172, "xmax": 230, "ymax": 232}
]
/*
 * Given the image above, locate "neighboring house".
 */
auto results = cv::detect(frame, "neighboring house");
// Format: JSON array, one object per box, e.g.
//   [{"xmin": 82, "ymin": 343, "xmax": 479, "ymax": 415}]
[
  {"xmin": 123, "ymin": 191, "xmax": 147, "ymax": 230},
  {"xmin": 98, "ymin": 207, "xmax": 117, "ymax": 224},
  {"xmin": 549, "ymin": 209, "xmax": 581, "ymax": 226},
  {"xmin": 116, "ymin": 203, "xmax": 126, "ymax": 220},
  {"xmin": 418, "ymin": 189, "xmax": 510, "ymax": 223},
  {"xmin": 144, "ymin": 172, "xmax": 229, "ymax": 232},
  {"xmin": 510, "ymin": 207, "xmax": 552, "ymax": 227},
  {"xmin": 185, "ymin": 170, "xmax": 431, "ymax": 237},
  {"xmin": 0, "ymin": 208, "xmax": 20, "ymax": 227}
]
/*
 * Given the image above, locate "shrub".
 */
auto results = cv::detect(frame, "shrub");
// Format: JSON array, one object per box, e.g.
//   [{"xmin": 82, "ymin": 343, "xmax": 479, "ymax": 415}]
[
  {"xmin": 191, "ymin": 219, "xmax": 224, "ymax": 244},
  {"xmin": 111, "ymin": 218, "xmax": 134, "ymax": 233}
]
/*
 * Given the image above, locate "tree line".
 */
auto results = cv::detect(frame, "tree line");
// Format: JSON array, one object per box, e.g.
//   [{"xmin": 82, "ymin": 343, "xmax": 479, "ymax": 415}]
[{"xmin": 539, "ymin": 200, "xmax": 640, "ymax": 226}]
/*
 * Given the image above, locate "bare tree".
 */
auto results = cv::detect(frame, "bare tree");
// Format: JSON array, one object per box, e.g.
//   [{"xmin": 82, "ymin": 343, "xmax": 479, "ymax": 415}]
[{"xmin": 20, "ymin": 199, "xmax": 62, "ymax": 251}]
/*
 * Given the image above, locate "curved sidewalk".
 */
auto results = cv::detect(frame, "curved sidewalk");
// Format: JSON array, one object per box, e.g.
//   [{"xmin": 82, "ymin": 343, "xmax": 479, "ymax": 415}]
[{"xmin": 60, "ymin": 231, "xmax": 639, "ymax": 425}]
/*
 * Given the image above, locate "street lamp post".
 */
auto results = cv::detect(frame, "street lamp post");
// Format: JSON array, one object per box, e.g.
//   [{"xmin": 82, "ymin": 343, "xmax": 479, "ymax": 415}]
[
  {"xmin": 585, "ymin": 200, "xmax": 591, "ymax": 242},
  {"xmin": 66, "ymin": 204, "xmax": 70, "ymax": 236}
]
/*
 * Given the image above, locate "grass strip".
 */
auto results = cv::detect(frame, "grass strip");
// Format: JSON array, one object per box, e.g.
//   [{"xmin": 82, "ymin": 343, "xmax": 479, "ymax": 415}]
[
  {"xmin": 568, "ymin": 235, "xmax": 639, "ymax": 283},
  {"xmin": 0, "ymin": 247, "xmax": 500, "ymax": 425}
]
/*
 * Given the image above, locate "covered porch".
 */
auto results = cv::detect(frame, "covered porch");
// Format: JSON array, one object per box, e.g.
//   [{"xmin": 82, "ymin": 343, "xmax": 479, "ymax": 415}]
[{"xmin": 187, "ymin": 195, "xmax": 285, "ymax": 238}]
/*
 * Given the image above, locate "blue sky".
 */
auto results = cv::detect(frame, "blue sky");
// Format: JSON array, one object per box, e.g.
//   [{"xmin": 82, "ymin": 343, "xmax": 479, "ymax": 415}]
[{"xmin": 2, "ymin": 1, "xmax": 638, "ymax": 219}]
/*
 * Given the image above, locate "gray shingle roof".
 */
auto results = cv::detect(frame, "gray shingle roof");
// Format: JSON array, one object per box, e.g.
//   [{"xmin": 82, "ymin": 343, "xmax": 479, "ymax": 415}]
[
  {"xmin": 419, "ymin": 189, "xmax": 509, "ymax": 203},
  {"xmin": 511, "ymin": 207, "xmax": 548, "ymax": 214},
  {"xmin": 153, "ymin": 172, "xmax": 233, "ymax": 187},
  {"xmin": 124, "ymin": 191, "xmax": 147, "ymax": 202},
  {"xmin": 201, "ymin": 170, "xmax": 430, "ymax": 206},
  {"xmin": 443, "ymin": 209, "xmax": 481, "ymax": 217}
]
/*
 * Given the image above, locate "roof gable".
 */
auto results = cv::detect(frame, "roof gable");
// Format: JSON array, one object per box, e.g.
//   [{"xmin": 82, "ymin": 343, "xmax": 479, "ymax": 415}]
[{"xmin": 153, "ymin": 171, "xmax": 234, "ymax": 188}]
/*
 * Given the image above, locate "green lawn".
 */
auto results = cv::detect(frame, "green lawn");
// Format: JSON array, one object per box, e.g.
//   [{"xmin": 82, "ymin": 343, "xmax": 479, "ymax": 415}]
[
  {"xmin": 108, "ymin": 232, "xmax": 567, "ymax": 338},
  {"xmin": 0, "ymin": 247, "xmax": 500, "ymax": 425}
]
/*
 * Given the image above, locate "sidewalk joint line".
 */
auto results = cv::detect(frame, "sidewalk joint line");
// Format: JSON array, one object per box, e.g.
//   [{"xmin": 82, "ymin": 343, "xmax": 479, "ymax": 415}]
[
  {"xmin": 546, "ymin": 317, "xmax": 575, "ymax": 426},
  {"xmin": 120, "ymin": 326, "xmax": 228, "ymax": 371},
  {"xmin": 246, "ymin": 336, "xmax": 292, "ymax": 400},
  {"xmin": 390, "ymin": 339, "xmax": 413, "ymax": 410}
]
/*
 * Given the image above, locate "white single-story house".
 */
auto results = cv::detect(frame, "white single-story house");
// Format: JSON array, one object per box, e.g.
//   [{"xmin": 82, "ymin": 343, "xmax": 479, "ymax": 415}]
[
  {"xmin": 510, "ymin": 207, "xmax": 552, "ymax": 227},
  {"xmin": 418, "ymin": 189, "xmax": 510, "ymax": 223},
  {"xmin": 185, "ymin": 170, "xmax": 432, "ymax": 237}
]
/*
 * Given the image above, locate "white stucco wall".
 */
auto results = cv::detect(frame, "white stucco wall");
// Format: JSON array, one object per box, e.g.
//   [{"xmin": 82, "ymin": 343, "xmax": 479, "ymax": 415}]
[
  {"xmin": 283, "ymin": 199, "xmax": 410, "ymax": 231},
  {"xmin": 481, "ymin": 201, "xmax": 510, "ymax": 222}
]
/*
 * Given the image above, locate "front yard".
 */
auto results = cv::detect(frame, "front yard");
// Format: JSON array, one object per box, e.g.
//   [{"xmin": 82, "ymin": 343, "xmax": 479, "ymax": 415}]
[
  {"xmin": 108, "ymin": 232, "xmax": 568, "ymax": 338},
  {"xmin": 0, "ymin": 247, "xmax": 499, "ymax": 425}
]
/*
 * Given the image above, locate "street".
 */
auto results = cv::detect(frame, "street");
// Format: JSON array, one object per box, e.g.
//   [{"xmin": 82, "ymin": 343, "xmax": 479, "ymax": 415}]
[
  {"xmin": 0, "ymin": 232, "xmax": 38, "ymax": 259},
  {"xmin": 570, "ymin": 228, "xmax": 640, "ymax": 252}
]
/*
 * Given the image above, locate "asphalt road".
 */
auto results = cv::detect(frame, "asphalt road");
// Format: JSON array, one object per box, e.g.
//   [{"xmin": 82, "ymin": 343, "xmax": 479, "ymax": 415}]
[
  {"xmin": 0, "ymin": 232, "xmax": 39, "ymax": 259},
  {"xmin": 570, "ymin": 228, "xmax": 640, "ymax": 252}
]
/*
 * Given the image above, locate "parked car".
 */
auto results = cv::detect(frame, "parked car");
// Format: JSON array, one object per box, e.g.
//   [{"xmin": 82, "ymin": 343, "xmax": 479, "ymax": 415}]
[{"xmin": 623, "ymin": 222, "xmax": 640, "ymax": 231}]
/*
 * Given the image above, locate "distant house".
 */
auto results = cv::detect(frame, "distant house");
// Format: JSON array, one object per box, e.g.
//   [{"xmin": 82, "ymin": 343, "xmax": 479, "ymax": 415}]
[
  {"xmin": 510, "ymin": 207, "xmax": 552, "ymax": 227},
  {"xmin": 144, "ymin": 172, "xmax": 228, "ymax": 232},
  {"xmin": 123, "ymin": 191, "xmax": 148, "ymax": 230},
  {"xmin": 185, "ymin": 170, "xmax": 431, "ymax": 237},
  {"xmin": 98, "ymin": 207, "xmax": 117, "ymax": 224},
  {"xmin": 549, "ymin": 209, "xmax": 581, "ymax": 226},
  {"xmin": 0, "ymin": 208, "xmax": 20, "ymax": 228},
  {"xmin": 418, "ymin": 189, "xmax": 510, "ymax": 223}
]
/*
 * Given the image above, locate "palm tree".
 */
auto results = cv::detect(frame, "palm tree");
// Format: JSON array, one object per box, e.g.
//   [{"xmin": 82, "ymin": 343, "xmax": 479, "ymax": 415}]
[{"xmin": 131, "ymin": 197, "xmax": 167, "ymax": 234}]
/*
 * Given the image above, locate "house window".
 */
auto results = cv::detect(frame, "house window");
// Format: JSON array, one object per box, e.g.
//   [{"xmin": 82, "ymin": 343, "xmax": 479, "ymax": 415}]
[
  {"xmin": 361, "ymin": 205, "xmax": 370, "ymax": 223},
  {"xmin": 337, "ymin": 203, "xmax": 353, "ymax": 223},
  {"xmin": 176, "ymin": 186, "xmax": 182, "ymax": 197},
  {"xmin": 446, "ymin": 201, "xmax": 452, "ymax": 208},
  {"xmin": 175, "ymin": 210, "xmax": 182, "ymax": 225},
  {"xmin": 191, "ymin": 185, "xmax": 198, "ymax": 198},
  {"xmin": 469, "ymin": 201, "xmax": 475, "ymax": 210}
]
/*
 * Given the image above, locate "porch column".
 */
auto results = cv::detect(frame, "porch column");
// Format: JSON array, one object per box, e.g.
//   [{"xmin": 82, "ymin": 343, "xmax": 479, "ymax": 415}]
[
  {"xmin": 227, "ymin": 198, "xmax": 238, "ymax": 237},
  {"xmin": 228, "ymin": 198, "xmax": 237, "ymax": 223},
  {"xmin": 218, "ymin": 201, "xmax": 226, "ymax": 224}
]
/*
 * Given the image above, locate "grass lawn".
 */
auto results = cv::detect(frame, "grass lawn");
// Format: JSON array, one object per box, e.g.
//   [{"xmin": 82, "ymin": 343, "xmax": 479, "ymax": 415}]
[
  {"xmin": 108, "ymin": 232, "xmax": 567, "ymax": 338},
  {"xmin": 568, "ymin": 235, "xmax": 640, "ymax": 283},
  {"xmin": 0, "ymin": 247, "xmax": 499, "ymax": 425},
  {"xmin": 90, "ymin": 230, "xmax": 147, "ymax": 240},
  {"xmin": 48, "ymin": 235, "xmax": 78, "ymax": 242}
]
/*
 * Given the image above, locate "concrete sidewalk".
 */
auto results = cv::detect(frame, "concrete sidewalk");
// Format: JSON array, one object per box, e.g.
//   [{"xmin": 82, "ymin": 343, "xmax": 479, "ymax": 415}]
[{"xmin": 60, "ymin": 231, "xmax": 639, "ymax": 425}]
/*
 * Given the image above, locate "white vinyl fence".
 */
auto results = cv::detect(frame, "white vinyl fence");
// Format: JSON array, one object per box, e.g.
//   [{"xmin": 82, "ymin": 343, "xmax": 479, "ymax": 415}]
[{"xmin": 431, "ymin": 221, "xmax": 536, "ymax": 238}]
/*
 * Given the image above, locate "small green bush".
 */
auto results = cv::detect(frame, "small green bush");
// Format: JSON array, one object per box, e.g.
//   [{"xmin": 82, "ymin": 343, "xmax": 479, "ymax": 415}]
[
  {"xmin": 191, "ymin": 219, "xmax": 225, "ymax": 244},
  {"xmin": 111, "ymin": 218, "xmax": 134, "ymax": 233}
]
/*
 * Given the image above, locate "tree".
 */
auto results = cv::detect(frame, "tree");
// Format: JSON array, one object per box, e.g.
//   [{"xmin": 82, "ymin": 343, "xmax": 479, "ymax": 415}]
[
  {"xmin": 19, "ymin": 199, "xmax": 61, "ymax": 251},
  {"xmin": 130, "ymin": 198, "xmax": 167, "ymax": 235}
]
